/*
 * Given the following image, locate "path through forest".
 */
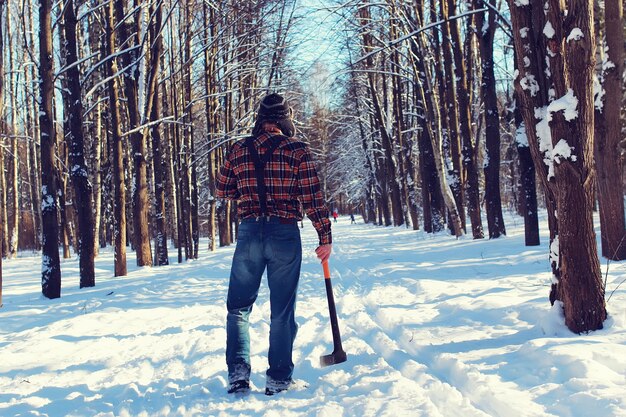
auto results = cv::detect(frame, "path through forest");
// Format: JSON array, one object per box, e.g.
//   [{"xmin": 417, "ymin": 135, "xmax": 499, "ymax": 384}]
[{"xmin": 1, "ymin": 214, "xmax": 625, "ymax": 416}]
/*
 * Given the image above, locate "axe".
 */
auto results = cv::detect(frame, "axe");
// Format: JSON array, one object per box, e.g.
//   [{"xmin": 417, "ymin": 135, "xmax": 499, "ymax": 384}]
[{"xmin": 320, "ymin": 260, "xmax": 347, "ymax": 367}]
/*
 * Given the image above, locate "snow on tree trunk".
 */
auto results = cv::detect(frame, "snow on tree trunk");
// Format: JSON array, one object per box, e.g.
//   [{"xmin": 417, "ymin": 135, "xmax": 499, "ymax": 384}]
[
  {"xmin": 543, "ymin": 0, "xmax": 606, "ymax": 333},
  {"xmin": 39, "ymin": 0, "xmax": 62, "ymax": 299},
  {"xmin": 62, "ymin": 0, "xmax": 96, "ymax": 288}
]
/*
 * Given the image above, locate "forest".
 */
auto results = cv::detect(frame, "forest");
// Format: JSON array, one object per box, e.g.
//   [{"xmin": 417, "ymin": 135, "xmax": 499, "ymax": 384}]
[{"xmin": 0, "ymin": 0, "xmax": 624, "ymax": 335}]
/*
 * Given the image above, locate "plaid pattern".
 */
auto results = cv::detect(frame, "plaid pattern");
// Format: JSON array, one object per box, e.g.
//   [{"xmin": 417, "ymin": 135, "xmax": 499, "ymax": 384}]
[{"xmin": 216, "ymin": 133, "xmax": 332, "ymax": 245}]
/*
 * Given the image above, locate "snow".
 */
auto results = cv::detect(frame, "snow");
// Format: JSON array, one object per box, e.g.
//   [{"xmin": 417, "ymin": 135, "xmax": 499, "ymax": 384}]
[
  {"xmin": 543, "ymin": 22, "xmax": 555, "ymax": 39},
  {"xmin": 515, "ymin": 122, "xmax": 529, "ymax": 147},
  {"xmin": 566, "ymin": 28, "xmax": 584, "ymax": 43},
  {"xmin": 1, "ymin": 215, "xmax": 626, "ymax": 417},
  {"xmin": 519, "ymin": 73, "xmax": 540, "ymax": 97},
  {"xmin": 514, "ymin": 0, "xmax": 530, "ymax": 6},
  {"xmin": 520, "ymin": 27, "xmax": 529, "ymax": 38},
  {"xmin": 594, "ymin": 74, "xmax": 605, "ymax": 111},
  {"xmin": 535, "ymin": 106, "xmax": 555, "ymax": 178},
  {"xmin": 551, "ymin": 139, "xmax": 577, "ymax": 164},
  {"xmin": 547, "ymin": 89, "xmax": 578, "ymax": 122}
]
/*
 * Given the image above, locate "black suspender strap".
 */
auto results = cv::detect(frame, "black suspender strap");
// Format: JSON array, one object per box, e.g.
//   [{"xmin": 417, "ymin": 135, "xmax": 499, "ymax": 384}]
[{"xmin": 245, "ymin": 135, "xmax": 285, "ymax": 216}]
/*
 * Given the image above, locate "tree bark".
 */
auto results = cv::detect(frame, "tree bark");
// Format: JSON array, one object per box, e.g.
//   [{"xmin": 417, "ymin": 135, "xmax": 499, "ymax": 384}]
[
  {"xmin": 39, "ymin": 0, "xmax": 62, "ymax": 298},
  {"xmin": 513, "ymin": 101, "xmax": 540, "ymax": 246},
  {"xmin": 115, "ymin": 0, "xmax": 152, "ymax": 267},
  {"xmin": 449, "ymin": 0, "xmax": 483, "ymax": 239},
  {"xmin": 92, "ymin": 103, "xmax": 103, "ymax": 256},
  {"xmin": 594, "ymin": 0, "xmax": 626, "ymax": 260},
  {"xmin": 439, "ymin": 0, "xmax": 466, "ymax": 233},
  {"xmin": 147, "ymin": 0, "xmax": 168, "ymax": 266},
  {"xmin": 0, "ymin": 0, "xmax": 4, "ymax": 302},
  {"xmin": 544, "ymin": 0, "xmax": 606, "ymax": 333},
  {"xmin": 475, "ymin": 0, "xmax": 506, "ymax": 239},
  {"xmin": 106, "ymin": 0, "xmax": 127, "ymax": 277},
  {"xmin": 7, "ymin": 5, "xmax": 18, "ymax": 258},
  {"xmin": 359, "ymin": 2, "xmax": 404, "ymax": 227},
  {"xmin": 62, "ymin": 0, "xmax": 96, "ymax": 288}
]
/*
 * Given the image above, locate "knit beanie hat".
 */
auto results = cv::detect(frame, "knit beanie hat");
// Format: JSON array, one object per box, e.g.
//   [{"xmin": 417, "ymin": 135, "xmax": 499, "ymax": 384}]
[{"xmin": 252, "ymin": 93, "xmax": 296, "ymax": 137}]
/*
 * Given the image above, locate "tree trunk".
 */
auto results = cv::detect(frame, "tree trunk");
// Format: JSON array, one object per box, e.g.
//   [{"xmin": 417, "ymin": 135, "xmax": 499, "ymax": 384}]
[
  {"xmin": 0, "ymin": 0, "xmax": 4, "ymax": 302},
  {"xmin": 359, "ymin": 2, "xmax": 404, "ymax": 227},
  {"xmin": 39, "ymin": 0, "xmax": 62, "ymax": 298},
  {"xmin": 449, "ymin": 0, "xmax": 483, "ymax": 239},
  {"xmin": 476, "ymin": 0, "xmax": 506, "ymax": 239},
  {"xmin": 514, "ymin": 102, "xmax": 540, "ymax": 246},
  {"xmin": 146, "ymin": 1, "xmax": 168, "ymax": 266},
  {"xmin": 63, "ymin": 0, "xmax": 96, "ymax": 288},
  {"xmin": 115, "ymin": 0, "xmax": 152, "ymax": 267},
  {"xmin": 594, "ymin": 0, "xmax": 626, "ymax": 260},
  {"xmin": 407, "ymin": 31, "xmax": 463, "ymax": 235},
  {"xmin": 544, "ymin": 0, "xmax": 606, "ymax": 333},
  {"xmin": 203, "ymin": 1, "xmax": 217, "ymax": 252},
  {"xmin": 92, "ymin": 103, "xmax": 103, "ymax": 256},
  {"xmin": 7, "ymin": 6, "xmax": 18, "ymax": 258},
  {"xmin": 436, "ymin": 0, "xmax": 466, "ymax": 233},
  {"xmin": 183, "ymin": 0, "xmax": 198, "ymax": 259},
  {"xmin": 106, "ymin": 0, "xmax": 127, "ymax": 277}
]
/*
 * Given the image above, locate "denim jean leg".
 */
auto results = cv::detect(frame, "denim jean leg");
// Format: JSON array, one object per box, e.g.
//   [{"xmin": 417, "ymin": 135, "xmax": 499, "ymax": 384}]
[
  {"xmin": 226, "ymin": 221, "xmax": 266, "ymax": 384},
  {"xmin": 265, "ymin": 223, "xmax": 302, "ymax": 387}
]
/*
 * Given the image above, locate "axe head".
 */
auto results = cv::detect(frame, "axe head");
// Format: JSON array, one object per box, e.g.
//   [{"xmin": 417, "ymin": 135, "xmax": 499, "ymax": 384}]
[{"xmin": 320, "ymin": 349, "xmax": 347, "ymax": 367}]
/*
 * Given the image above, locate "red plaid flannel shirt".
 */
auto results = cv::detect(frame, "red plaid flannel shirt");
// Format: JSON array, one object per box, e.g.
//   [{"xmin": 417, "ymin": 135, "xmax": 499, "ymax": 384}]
[{"xmin": 216, "ymin": 132, "xmax": 332, "ymax": 245}]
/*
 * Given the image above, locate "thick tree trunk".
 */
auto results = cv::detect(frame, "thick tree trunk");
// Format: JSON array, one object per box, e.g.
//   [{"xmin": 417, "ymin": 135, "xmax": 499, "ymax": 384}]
[
  {"xmin": 0, "ymin": 0, "xmax": 4, "ymax": 302},
  {"xmin": 508, "ymin": 0, "xmax": 561, "ymax": 300},
  {"xmin": 594, "ymin": 0, "xmax": 626, "ymax": 260},
  {"xmin": 39, "ymin": 0, "xmax": 62, "ymax": 298},
  {"xmin": 544, "ymin": 0, "xmax": 606, "ymax": 333},
  {"xmin": 63, "ymin": 0, "xmax": 96, "ymax": 288},
  {"xmin": 106, "ymin": 0, "xmax": 127, "ymax": 277}
]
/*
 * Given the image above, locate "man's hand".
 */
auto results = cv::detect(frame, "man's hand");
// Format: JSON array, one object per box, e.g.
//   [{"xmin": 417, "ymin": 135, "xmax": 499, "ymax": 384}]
[{"xmin": 315, "ymin": 244, "xmax": 332, "ymax": 263}]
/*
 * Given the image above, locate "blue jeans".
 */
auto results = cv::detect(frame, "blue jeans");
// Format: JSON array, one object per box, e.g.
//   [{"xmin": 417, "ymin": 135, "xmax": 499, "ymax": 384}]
[{"xmin": 226, "ymin": 217, "xmax": 302, "ymax": 389}]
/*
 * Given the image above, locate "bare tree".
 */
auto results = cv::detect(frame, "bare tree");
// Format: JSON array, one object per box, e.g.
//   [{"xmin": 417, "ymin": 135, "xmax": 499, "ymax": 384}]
[
  {"xmin": 147, "ymin": 0, "xmax": 168, "ymax": 265},
  {"xmin": 7, "ymin": 2, "xmax": 18, "ymax": 258},
  {"xmin": 62, "ymin": 0, "xmax": 96, "ymax": 287},
  {"xmin": 106, "ymin": 0, "xmax": 127, "ymax": 277},
  {"xmin": 39, "ymin": 0, "xmax": 62, "ymax": 298},
  {"xmin": 115, "ymin": 0, "xmax": 152, "ymax": 267},
  {"xmin": 474, "ymin": 0, "xmax": 506, "ymax": 239},
  {"xmin": 543, "ymin": 0, "xmax": 606, "ymax": 333}
]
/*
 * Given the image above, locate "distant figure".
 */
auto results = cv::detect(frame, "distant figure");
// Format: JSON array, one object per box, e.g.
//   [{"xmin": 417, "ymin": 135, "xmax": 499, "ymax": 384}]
[
  {"xmin": 350, "ymin": 213, "xmax": 356, "ymax": 224},
  {"xmin": 332, "ymin": 210, "xmax": 338, "ymax": 223}
]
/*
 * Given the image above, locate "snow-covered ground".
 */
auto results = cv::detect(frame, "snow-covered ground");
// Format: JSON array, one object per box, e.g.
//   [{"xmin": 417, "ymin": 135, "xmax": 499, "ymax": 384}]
[{"xmin": 1, "ymin": 214, "xmax": 625, "ymax": 417}]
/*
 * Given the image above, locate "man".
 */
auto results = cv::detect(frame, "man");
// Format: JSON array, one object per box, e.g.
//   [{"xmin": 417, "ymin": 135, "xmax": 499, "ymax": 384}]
[{"xmin": 216, "ymin": 93, "xmax": 332, "ymax": 396}]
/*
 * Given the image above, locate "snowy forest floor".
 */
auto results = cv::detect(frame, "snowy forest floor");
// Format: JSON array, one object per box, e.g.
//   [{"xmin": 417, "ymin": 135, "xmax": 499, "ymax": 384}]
[{"xmin": 1, "ymin": 213, "xmax": 625, "ymax": 417}]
